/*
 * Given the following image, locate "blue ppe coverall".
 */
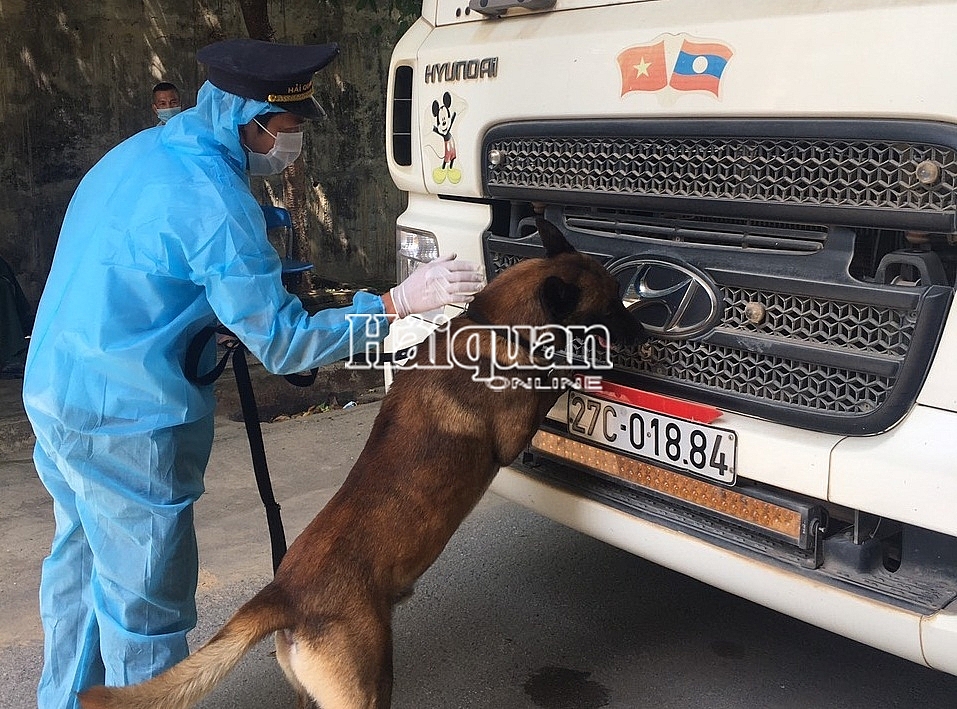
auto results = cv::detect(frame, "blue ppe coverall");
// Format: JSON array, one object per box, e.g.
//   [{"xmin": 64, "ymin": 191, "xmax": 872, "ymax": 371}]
[{"xmin": 22, "ymin": 81, "xmax": 390, "ymax": 709}]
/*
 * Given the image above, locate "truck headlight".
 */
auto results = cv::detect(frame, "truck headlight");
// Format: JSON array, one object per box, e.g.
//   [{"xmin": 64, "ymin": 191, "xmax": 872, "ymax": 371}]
[{"xmin": 396, "ymin": 226, "xmax": 439, "ymax": 281}]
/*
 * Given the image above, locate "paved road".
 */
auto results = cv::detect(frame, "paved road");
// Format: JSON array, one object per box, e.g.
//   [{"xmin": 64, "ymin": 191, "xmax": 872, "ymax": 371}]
[{"xmin": 3, "ymin": 402, "xmax": 957, "ymax": 708}]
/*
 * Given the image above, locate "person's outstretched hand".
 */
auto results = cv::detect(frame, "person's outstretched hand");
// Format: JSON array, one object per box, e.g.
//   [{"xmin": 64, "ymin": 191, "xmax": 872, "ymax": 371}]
[{"xmin": 390, "ymin": 254, "xmax": 484, "ymax": 318}]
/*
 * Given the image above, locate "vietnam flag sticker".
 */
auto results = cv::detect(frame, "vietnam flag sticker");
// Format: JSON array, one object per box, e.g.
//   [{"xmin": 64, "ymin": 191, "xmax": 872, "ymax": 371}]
[
  {"xmin": 669, "ymin": 39, "xmax": 733, "ymax": 95},
  {"xmin": 618, "ymin": 42, "xmax": 668, "ymax": 95}
]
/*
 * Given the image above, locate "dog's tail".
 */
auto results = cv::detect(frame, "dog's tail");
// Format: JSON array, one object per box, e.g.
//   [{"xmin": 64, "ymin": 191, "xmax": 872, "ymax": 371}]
[{"xmin": 79, "ymin": 583, "xmax": 292, "ymax": 709}]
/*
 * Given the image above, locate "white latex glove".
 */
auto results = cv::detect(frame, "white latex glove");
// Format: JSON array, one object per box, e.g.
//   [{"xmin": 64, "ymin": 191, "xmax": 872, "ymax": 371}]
[{"xmin": 390, "ymin": 254, "xmax": 484, "ymax": 318}]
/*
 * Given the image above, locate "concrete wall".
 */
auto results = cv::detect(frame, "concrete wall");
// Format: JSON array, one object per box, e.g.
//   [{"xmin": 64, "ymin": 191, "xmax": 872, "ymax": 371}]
[{"xmin": 0, "ymin": 0, "xmax": 411, "ymax": 310}]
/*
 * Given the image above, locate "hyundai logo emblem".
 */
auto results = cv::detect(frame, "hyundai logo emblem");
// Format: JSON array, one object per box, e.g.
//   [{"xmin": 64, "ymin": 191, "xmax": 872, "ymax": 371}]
[{"xmin": 609, "ymin": 257, "xmax": 723, "ymax": 339}]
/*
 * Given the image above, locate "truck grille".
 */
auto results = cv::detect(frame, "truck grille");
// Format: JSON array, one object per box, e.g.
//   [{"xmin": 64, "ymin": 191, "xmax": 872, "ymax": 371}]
[
  {"xmin": 719, "ymin": 286, "xmax": 915, "ymax": 356},
  {"xmin": 485, "ymin": 228, "xmax": 949, "ymax": 434},
  {"xmin": 481, "ymin": 119, "xmax": 956, "ymax": 435},
  {"xmin": 483, "ymin": 119, "xmax": 957, "ymax": 232},
  {"xmin": 615, "ymin": 338, "xmax": 891, "ymax": 415}
]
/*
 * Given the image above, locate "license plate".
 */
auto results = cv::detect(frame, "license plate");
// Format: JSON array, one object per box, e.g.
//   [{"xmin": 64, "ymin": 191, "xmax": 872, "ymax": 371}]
[{"xmin": 565, "ymin": 390, "xmax": 737, "ymax": 484}]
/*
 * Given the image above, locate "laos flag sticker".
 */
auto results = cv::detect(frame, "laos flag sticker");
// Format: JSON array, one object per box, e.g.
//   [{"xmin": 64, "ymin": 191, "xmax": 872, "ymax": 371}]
[{"xmin": 669, "ymin": 39, "xmax": 733, "ymax": 95}]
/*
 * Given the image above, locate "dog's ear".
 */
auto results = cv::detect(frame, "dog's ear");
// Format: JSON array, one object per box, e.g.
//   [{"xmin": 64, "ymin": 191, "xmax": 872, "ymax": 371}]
[
  {"xmin": 540, "ymin": 275, "xmax": 581, "ymax": 321},
  {"xmin": 536, "ymin": 218, "xmax": 576, "ymax": 257}
]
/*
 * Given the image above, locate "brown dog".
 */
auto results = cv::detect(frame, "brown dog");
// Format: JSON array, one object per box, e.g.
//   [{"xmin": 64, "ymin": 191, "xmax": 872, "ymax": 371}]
[{"xmin": 79, "ymin": 218, "xmax": 644, "ymax": 709}]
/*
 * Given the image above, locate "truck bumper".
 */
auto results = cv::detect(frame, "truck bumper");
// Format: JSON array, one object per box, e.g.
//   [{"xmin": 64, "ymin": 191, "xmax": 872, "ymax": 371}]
[{"xmin": 490, "ymin": 466, "xmax": 957, "ymax": 676}]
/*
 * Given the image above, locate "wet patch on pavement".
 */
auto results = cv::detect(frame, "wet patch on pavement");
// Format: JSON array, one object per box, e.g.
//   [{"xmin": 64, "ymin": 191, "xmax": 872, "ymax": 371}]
[{"xmin": 524, "ymin": 666, "xmax": 610, "ymax": 709}]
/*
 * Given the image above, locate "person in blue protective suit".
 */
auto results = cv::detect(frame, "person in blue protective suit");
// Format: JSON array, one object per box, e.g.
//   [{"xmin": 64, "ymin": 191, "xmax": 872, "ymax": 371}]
[{"xmin": 22, "ymin": 38, "xmax": 483, "ymax": 709}]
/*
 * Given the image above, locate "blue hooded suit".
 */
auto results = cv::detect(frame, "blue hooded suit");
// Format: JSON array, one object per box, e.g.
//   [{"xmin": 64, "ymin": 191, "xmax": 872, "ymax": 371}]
[{"xmin": 22, "ymin": 82, "xmax": 389, "ymax": 708}]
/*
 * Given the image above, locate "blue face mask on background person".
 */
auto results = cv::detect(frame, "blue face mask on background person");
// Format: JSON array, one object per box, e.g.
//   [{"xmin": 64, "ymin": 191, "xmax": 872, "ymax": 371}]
[
  {"xmin": 156, "ymin": 106, "xmax": 182, "ymax": 123},
  {"xmin": 246, "ymin": 119, "xmax": 303, "ymax": 175}
]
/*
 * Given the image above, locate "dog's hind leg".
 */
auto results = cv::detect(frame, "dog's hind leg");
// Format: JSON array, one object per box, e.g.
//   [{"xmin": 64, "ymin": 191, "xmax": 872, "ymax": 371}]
[
  {"xmin": 279, "ymin": 618, "xmax": 393, "ymax": 709},
  {"xmin": 275, "ymin": 629, "xmax": 316, "ymax": 708}
]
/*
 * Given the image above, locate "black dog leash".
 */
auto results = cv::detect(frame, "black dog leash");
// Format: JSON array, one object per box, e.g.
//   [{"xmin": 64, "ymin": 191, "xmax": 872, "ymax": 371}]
[{"xmin": 185, "ymin": 325, "xmax": 318, "ymax": 573}]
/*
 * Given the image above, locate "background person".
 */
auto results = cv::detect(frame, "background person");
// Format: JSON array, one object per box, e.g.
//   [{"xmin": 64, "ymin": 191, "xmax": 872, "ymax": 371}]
[
  {"xmin": 151, "ymin": 81, "xmax": 182, "ymax": 123},
  {"xmin": 23, "ymin": 38, "xmax": 483, "ymax": 709}
]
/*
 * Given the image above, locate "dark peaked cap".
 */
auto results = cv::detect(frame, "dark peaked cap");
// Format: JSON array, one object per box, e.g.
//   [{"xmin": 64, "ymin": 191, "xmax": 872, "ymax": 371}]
[{"xmin": 197, "ymin": 38, "xmax": 339, "ymax": 119}]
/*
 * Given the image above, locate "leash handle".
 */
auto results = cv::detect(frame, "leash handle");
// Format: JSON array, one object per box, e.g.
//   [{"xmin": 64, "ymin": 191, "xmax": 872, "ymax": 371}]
[
  {"xmin": 184, "ymin": 325, "xmax": 234, "ymax": 385},
  {"xmin": 184, "ymin": 325, "xmax": 319, "ymax": 388}
]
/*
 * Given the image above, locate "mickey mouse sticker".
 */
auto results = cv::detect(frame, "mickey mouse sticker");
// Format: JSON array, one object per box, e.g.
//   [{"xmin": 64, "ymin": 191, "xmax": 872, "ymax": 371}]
[{"xmin": 428, "ymin": 91, "xmax": 463, "ymax": 185}]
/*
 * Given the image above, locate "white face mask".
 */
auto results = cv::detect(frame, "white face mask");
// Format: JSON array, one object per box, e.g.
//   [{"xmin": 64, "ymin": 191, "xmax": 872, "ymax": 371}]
[
  {"xmin": 246, "ymin": 119, "xmax": 304, "ymax": 175},
  {"xmin": 156, "ymin": 106, "xmax": 181, "ymax": 123}
]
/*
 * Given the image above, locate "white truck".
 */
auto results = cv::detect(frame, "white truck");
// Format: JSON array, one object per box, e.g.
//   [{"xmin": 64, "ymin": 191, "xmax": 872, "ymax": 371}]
[{"xmin": 384, "ymin": 0, "xmax": 957, "ymax": 674}]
